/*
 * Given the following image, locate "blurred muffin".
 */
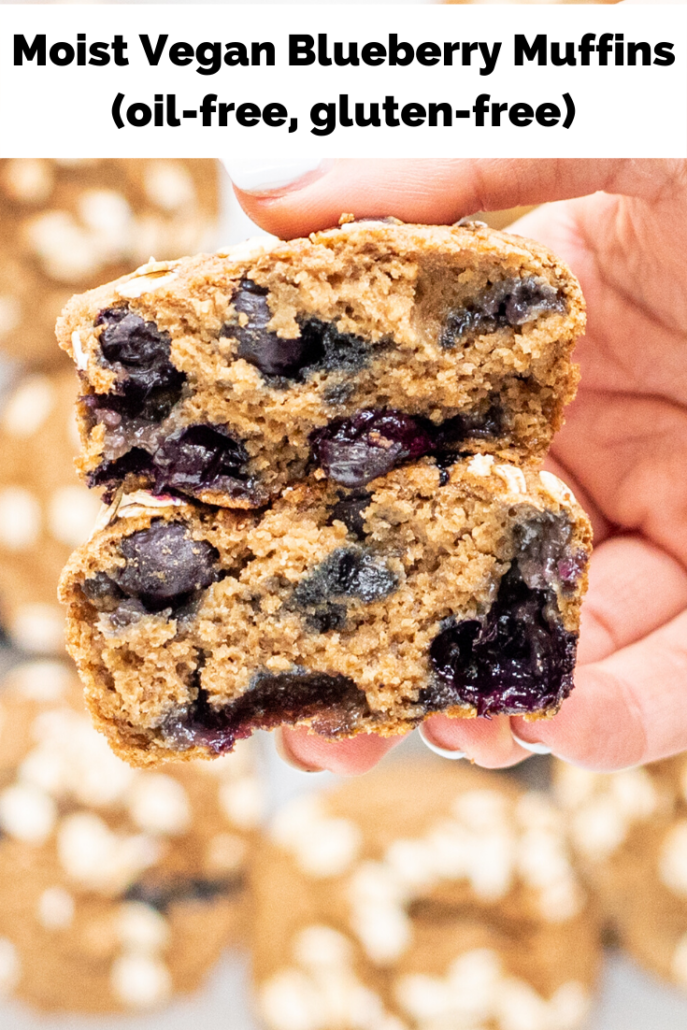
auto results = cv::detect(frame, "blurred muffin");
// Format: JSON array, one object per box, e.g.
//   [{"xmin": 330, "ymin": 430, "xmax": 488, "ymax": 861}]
[
  {"xmin": 0, "ymin": 370, "xmax": 100, "ymax": 653},
  {"xmin": 252, "ymin": 761, "xmax": 600, "ymax": 1030},
  {"xmin": 0, "ymin": 159, "xmax": 220, "ymax": 369},
  {"xmin": 555, "ymin": 757, "xmax": 687, "ymax": 990},
  {"xmin": 0, "ymin": 660, "xmax": 264, "ymax": 1012}
]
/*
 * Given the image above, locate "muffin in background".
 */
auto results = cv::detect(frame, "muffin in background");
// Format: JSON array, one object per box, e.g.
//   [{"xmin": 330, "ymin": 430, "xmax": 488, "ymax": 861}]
[
  {"xmin": 0, "ymin": 371, "xmax": 100, "ymax": 653},
  {"xmin": 0, "ymin": 660, "xmax": 263, "ymax": 1013},
  {"xmin": 252, "ymin": 761, "xmax": 600, "ymax": 1030},
  {"xmin": 555, "ymin": 757, "xmax": 687, "ymax": 990},
  {"xmin": 0, "ymin": 159, "xmax": 220, "ymax": 370}
]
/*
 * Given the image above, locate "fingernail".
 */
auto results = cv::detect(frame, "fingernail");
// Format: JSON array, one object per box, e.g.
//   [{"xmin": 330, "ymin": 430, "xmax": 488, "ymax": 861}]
[
  {"xmin": 511, "ymin": 731, "xmax": 552, "ymax": 756},
  {"xmin": 274, "ymin": 728, "xmax": 323, "ymax": 773},
  {"xmin": 419, "ymin": 724, "xmax": 467, "ymax": 761},
  {"xmin": 223, "ymin": 159, "xmax": 326, "ymax": 195}
]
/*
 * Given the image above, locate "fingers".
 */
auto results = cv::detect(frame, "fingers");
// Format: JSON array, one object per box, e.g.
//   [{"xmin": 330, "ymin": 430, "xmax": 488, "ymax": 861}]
[
  {"xmin": 513, "ymin": 607, "xmax": 687, "ymax": 770},
  {"xmin": 577, "ymin": 535, "xmax": 687, "ymax": 665},
  {"xmin": 514, "ymin": 196, "xmax": 687, "ymax": 401},
  {"xmin": 420, "ymin": 714, "xmax": 530, "ymax": 769},
  {"xmin": 277, "ymin": 725, "xmax": 402, "ymax": 775},
  {"xmin": 228, "ymin": 158, "xmax": 679, "ymax": 239},
  {"xmin": 552, "ymin": 392, "xmax": 687, "ymax": 567},
  {"xmin": 277, "ymin": 534, "xmax": 687, "ymax": 773},
  {"xmin": 505, "ymin": 534, "xmax": 687, "ymax": 766},
  {"xmin": 541, "ymin": 452, "xmax": 611, "ymax": 545},
  {"xmin": 277, "ymin": 717, "xmax": 529, "ymax": 774}
]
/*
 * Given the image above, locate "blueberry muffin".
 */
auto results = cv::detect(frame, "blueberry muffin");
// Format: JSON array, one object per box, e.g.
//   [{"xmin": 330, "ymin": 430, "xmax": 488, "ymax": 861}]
[
  {"xmin": 252, "ymin": 761, "xmax": 600, "ymax": 1030},
  {"xmin": 57, "ymin": 219, "xmax": 585, "ymax": 508},
  {"xmin": 59, "ymin": 460, "xmax": 591, "ymax": 767},
  {"xmin": 0, "ymin": 659, "xmax": 263, "ymax": 1012}
]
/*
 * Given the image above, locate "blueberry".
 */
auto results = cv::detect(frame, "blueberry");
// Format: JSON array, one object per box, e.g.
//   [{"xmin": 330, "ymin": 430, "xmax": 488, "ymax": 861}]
[
  {"xmin": 304, "ymin": 605, "xmax": 349, "ymax": 634},
  {"xmin": 150, "ymin": 425, "xmax": 250, "ymax": 496},
  {"xmin": 89, "ymin": 425, "xmax": 252, "ymax": 504},
  {"xmin": 88, "ymin": 448, "xmax": 156, "ymax": 497},
  {"xmin": 244, "ymin": 669, "xmax": 370, "ymax": 736},
  {"xmin": 311, "ymin": 410, "xmax": 434, "ymax": 487},
  {"xmin": 293, "ymin": 547, "xmax": 398, "ymax": 609},
  {"xmin": 434, "ymin": 454, "xmax": 454, "ymax": 486},
  {"xmin": 108, "ymin": 599, "xmax": 147, "ymax": 629},
  {"xmin": 423, "ymin": 513, "xmax": 583, "ymax": 716},
  {"xmin": 300, "ymin": 319, "xmax": 370, "ymax": 376},
  {"xmin": 83, "ymin": 400, "xmax": 123, "ymax": 431},
  {"xmin": 440, "ymin": 277, "xmax": 566, "ymax": 348},
  {"xmin": 485, "ymin": 277, "xmax": 565, "ymax": 326},
  {"xmin": 161, "ymin": 687, "xmax": 240, "ymax": 754},
  {"xmin": 432, "ymin": 405, "xmax": 503, "ymax": 449},
  {"xmin": 125, "ymin": 877, "xmax": 234, "ymax": 913},
  {"xmin": 162, "ymin": 672, "xmax": 370, "ymax": 753},
  {"xmin": 84, "ymin": 385, "xmax": 181, "ymax": 424},
  {"xmin": 96, "ymin": 307, "xmax": 186, "ymax": 405},
  {"xmin": 328, "ymin": 490, "xmax": 372, "ymax": 539},
  {"xmin": 441, "ymin": 309, "xmax": 496, "ymax": 348},
  {"xmin": 227, "ymin": 280, "xmax": 315, "ymax": 377},
  {"xmin": 292, "ymin": 547, "xmax": 397, "ymax": 634},
  {"xmin": 224, "ymin": 281, "xmax": 370, "ymax": 381},
  {"xmin": 425, "ymin": 566, "xmax": 577, "ymax": 717},
  {"xmin": 109, "ymin": 523, "xmax": 219, "ymax": 610},
  {"xmin": 323, "ymin": 382, "xmax": 356, "ymax": 406},
  {"xmin": 557, "ymin": 551, "xmax": 587, "ymax": 589},
  {"xmin": 513, "ymin": 512, "xmax": 573, "ymax": 591},
  {"xmin": 311, "ymin": 407, "xmax": 503, "ymax": 487},
  {"xmin": 97, "ymin": 307, "xmax": 170, "ymax": 369},
  {"xmin": 82, "ymin": 572, "xmax": 124, "ymax": 611}
]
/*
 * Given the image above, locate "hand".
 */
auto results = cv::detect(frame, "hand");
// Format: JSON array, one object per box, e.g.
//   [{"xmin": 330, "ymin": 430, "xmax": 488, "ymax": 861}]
[{"xmin": 228, "ymin": 158, "xmax": 687, "ymax": 774}]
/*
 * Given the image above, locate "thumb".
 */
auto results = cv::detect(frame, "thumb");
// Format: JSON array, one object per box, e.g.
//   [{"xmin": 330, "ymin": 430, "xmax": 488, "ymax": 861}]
[{"xmin": 225, "ymin": 158, "xmax": 676, "ymax": 239}]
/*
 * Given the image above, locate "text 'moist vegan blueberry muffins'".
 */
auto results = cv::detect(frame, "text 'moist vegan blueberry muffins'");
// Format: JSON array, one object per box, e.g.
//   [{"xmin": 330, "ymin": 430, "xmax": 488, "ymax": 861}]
[{"xmin": 57, "ymin": 219, "xmax": 591, "ymax": 766}]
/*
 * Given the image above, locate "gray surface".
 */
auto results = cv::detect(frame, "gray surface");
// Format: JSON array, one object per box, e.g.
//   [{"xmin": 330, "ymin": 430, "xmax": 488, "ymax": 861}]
[
  {"xmin": 591, "ymin": 952, "xmax": 687, "ymax": 1030},
  {"xmin": 0, "ymin": 952, "xmax": 253, "ymax": 1029}
]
